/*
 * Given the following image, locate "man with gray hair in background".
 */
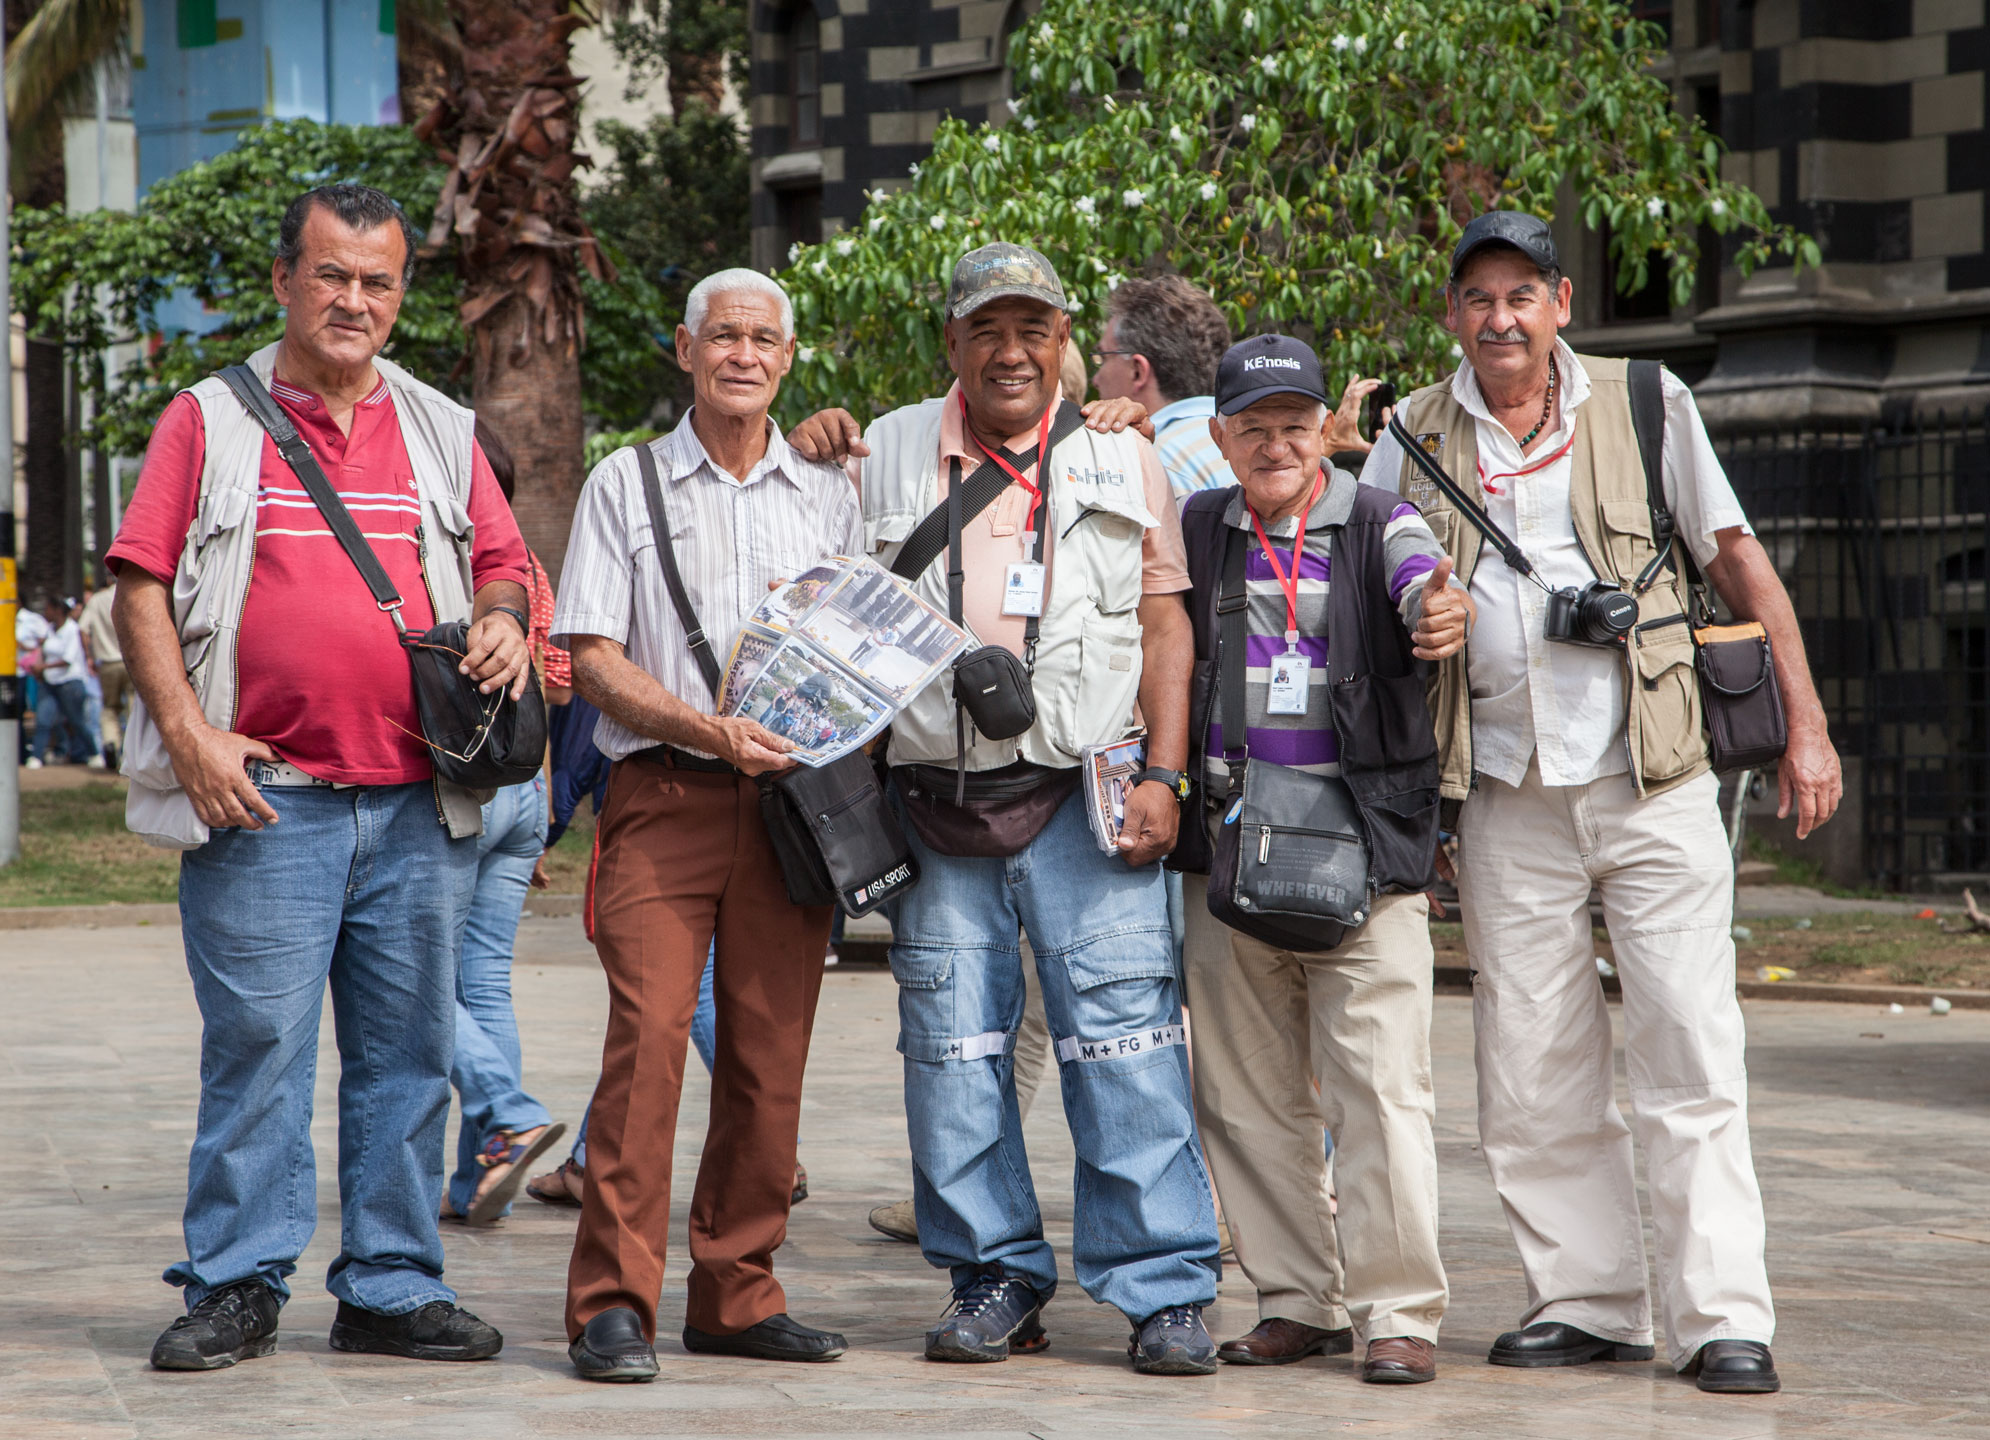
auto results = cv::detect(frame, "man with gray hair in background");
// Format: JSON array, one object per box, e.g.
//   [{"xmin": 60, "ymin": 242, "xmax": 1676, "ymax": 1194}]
[{"xmin": 552, "ymin": 267, "xmax": 862, "ymax": 1382}]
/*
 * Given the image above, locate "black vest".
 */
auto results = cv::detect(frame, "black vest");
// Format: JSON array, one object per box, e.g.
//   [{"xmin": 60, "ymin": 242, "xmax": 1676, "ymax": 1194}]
[{"xmin": 1173, "ymin": 482, "xmax": 1441, "ymax": 893}]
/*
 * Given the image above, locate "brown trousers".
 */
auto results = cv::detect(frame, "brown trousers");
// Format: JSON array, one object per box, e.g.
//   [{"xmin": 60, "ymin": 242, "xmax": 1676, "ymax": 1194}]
[{"xmin": 564, "ymin": 758, "xmax": 833, "ymax": 1342}]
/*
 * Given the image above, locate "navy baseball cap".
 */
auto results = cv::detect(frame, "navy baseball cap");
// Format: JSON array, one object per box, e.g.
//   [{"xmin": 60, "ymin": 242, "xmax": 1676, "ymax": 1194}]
[
  {"xmin": 1450, "ymin": 211, "xmax": 1559, "ymax": 284},
  {"xmin": 1214, "ymin": 333, "xmax": 1329, "ymax": 416}
]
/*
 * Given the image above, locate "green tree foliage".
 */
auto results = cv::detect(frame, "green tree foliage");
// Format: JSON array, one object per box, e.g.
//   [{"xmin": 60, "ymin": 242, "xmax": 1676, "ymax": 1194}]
[
  {"xmin": 9, "ymin": 118, "xmax": 688, "ymax": 457},
  {"xmin": 775, "ymin": 0, "xmax": 1818, "ymax": 422}
]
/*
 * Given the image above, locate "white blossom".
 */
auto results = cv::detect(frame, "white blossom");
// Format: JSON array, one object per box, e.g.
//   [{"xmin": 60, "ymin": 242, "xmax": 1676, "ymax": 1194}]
[
  {"xmin": 1007, "ymin": 97, "xmax": 1025, "ymax": 117},
  {"xmin": 810, "ymin": 259, "xmax": 827, "ymax": 275},
  {"xmin": 1710, "ymin": 198, "xmax": 1727, "ymax": 216},
  {"xmin": 1106, "ymin": 272, "xmax": 1125, "ymax": 291},
  {"xmin": 835, "ymin": 237, "xmax": 855, "ymax": 256},
  {"xmin": 1646, "ymin": 196, "xmax": 1664, "ymax": 217},
  {"xmin": 1331, "ymin": 33, "xmax": 1350, "ymax": 50},
  {"xmin": 787, "ymin": 242, "xmax": 802, "ymax": 263},
  {"xmin": 1260, "ymin": 55, "xmax": 1277, "ymax": 75},
  {"xmin": 1038, "ymin": 21, "xmax": 1054, "ymax": 42},
  {"xmin": 869, "ymin": 215, "xmax": 886, "ymax": 232},
  {"xmin": 1022, "ymin": 115, "xmax": 1039, "ymax": 130},
  {"xmin": 1200, "ymin": 180, "xmax": 1219, "ymax": 201},
  {"xmin": 1169, "ymin": 124, "xmax": 1185, "ymax": 143},
  {"xmin": 1353, "ymin": 34, "xmax": 1369, "ymax": 53},
  {"xmin": 1123, "ymin": 188, "xmax": 1146, "ymax": 209},
  {"xmin": 1241, "ymin": 8, "xmax": 1256, "ymax": 27},
  {"xmin": 929, "ymin": 213, "xmax": 947, "ymax": 230},
  {"xmin": 797, "ymin": 346, "xmax": 815, "ymax": 363},
  {"xmin": 983, "ymin": 134, "xmax": 1002, "ymax": 152},
  {"xmin": 909, "ymin": 161, "xmax": 921, "ymax": 177},
  {"xmin": 1030, "ymin": 63, "xmax": 1043, "ymax": 81},
  {"xmin": 1173, "ymin": 20, "xmax": 1189, "ymax": 36},
  {"xmin": 1239, "ymin": 112, "xmax": 1259, "ymax": 132},
  {"xmin": 1394, "ymin": 30, "xmax": 1408, "ymax": 50},
  {"xmin": 1091, "ymin": 256, "xmax": 1108, "ymax": 273},
  {"xmin": 1373, "ymin": 239, "xmax": 1385, "ymax": 259},
  {"xmin": 1069, "ymin": 78, "xmax": 1082, "ymax": 95},
  {"xmin": 1450, "ymin": 342, "xmax": 1463, "ymax": 358},
  {"xmin": 1075, "ymin": 194, "xmax": 1097, "ymax": 215}
]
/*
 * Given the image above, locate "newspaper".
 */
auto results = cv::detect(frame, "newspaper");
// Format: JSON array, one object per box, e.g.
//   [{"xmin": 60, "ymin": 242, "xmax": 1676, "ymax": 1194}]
[
  {"xmin": 1082, "ymin": 732, "xmax": 1147, "ymax": 853},
  {"xmin": 719, "ymin": 556, "xmax": 969, "ymax": 766}
]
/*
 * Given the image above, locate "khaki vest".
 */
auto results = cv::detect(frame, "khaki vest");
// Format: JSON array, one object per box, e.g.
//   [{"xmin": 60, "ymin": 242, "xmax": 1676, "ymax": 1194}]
[
  {"xmin": 1394, "ymin": 354, "xmax": 1709, "ymax": 802},
  {"xmin": 123, "ymin": 342, "xmax": 490, "ymax": 848},
  {"xmin": 861, "ymin": 398, "xmax": 1153, "ymax": 770}
]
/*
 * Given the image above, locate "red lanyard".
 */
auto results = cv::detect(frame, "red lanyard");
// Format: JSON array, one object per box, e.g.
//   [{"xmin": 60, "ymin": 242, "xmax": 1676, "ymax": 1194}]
[
  {"xmin": 959, "ymin": 391, "xmax": 1054, "ymax": 538},
  {"xmin": 1247, "ymin": 471, "xmax": 1324, "ymax": 646},
  {"xmin": 1478, "ymin": 424, "xmax": 1577, "ymax": 497}
]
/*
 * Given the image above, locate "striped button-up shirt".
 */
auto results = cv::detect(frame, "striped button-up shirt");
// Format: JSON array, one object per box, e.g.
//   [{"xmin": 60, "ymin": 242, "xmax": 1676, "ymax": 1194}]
[{"xmin": 551, "ymin": 409, "xmax": 863, "ymax": 761}]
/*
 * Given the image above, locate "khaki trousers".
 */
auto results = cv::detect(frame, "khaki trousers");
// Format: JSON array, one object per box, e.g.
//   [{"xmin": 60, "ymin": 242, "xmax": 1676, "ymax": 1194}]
[
  {"xmin": 565, "ymin": 760, "xmax": 833, "ymax": 1342},
  {"xmin": 97, "ymin": 660, "xmax": 129, "ymax": 749},
  {"xmin": 1182, "ymin": 882, "xmax": 1447, "ymax": 1343},
  {"xmin": 1457, "ymin": 763, "xmax": 1773, "ymax": 1369}
]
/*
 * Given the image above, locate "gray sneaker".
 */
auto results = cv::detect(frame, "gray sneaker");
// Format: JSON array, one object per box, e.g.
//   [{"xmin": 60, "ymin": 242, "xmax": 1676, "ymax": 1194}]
[
  {"xmin": 150, "ymin": 1279, "xmax": 280, "ymax": 1371},
  {"xmin": 1129, "ymin": 1304, "xmax": 1218, "ymax": 1375},
  {"xmin": 925, "ymin": 1272, "xmax": 1045, "ymax": 1362}
]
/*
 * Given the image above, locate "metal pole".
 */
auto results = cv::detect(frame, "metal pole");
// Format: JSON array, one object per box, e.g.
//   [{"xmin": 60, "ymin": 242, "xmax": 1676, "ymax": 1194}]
[{"xmin": 0, "ymin": 25, "xmax": 21, "ymax": 866}]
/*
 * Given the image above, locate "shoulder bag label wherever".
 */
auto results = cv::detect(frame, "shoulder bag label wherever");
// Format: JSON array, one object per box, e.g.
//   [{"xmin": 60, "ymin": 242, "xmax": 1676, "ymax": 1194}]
[
  {"xmin": 632, "ymin": 441, "xmax": 917, "ymax": 917},
  {"xmin": 1203, "ymin": 493, "xmax": 1372, "ymax": 954},
  {"xmin": 216, "ymin": 365, "xmax": 546, "ymax": 788}
]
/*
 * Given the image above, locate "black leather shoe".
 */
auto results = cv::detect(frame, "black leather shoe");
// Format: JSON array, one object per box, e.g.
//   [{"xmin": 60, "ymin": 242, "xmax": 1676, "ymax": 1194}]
[
  {"xmin": 150, "ymin": 1279, "xmax": 281, "ymax": 1371},
  {"xmin": 1690, "ymin": 1339, "xmax": 1780, "ymax": 1394},
  {"xmin": 327, "ymin": 1300, "xmax": 502, "ymax": 1361},
  {"xmin": 1488, "ymin": 1321, "xmax": 1654, "ymax": 1368},
  {"xmin": 570, "ymin": 1307, "xmax": 659, "ymax": 1382},
  {"xmin": 682, "ymin": 1312, "xmax": 847, "ymax": 1362}
]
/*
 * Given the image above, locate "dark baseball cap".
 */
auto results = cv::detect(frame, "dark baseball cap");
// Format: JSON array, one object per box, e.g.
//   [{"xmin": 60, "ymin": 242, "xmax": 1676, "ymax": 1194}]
[
  {"xmin": 1449, "ymin": 211, "xmax": 1560, "ymax": 284},
  {"xmin": 1214, "ymin": 333, "xmax": 1329, "ymax": 416},
  {"xmin": 945, "ymin": 242, "xmax": 1068, "ymax": 319}
]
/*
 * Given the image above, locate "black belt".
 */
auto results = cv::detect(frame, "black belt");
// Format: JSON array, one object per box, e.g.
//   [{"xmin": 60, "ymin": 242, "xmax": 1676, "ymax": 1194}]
[{"xmin": 629, "ymin": 744, "xmax": 740, "ymax": 775}]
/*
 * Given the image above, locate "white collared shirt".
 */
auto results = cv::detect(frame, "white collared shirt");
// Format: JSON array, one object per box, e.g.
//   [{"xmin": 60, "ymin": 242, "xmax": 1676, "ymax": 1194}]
[
  {"xmin": 1367, "ymin": 341, "xmax": 1750, "ymax": 787},
  {"xmin": 551, "ymin": 408, "xmax": 863, "ymax": 760}
]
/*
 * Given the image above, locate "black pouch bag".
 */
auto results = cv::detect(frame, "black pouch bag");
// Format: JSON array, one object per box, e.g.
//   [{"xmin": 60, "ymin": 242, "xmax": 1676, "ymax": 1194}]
[
  {"xmin": 218, "ymin": 366, "xmax": 546, "ymax": 788},
  {"xmin": 634, "ymin": 443, "xmax": 917, "ymax": 918},
  {"xmin": 1202, "ymin": 524, "xmax": 1370, "ymax": 953}
]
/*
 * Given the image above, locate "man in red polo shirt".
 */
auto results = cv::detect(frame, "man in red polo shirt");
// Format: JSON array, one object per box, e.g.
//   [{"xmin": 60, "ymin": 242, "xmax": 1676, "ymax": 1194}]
[{"xmin": 108, "ymin": 183, "xmax": 532, "ymax": 1372}]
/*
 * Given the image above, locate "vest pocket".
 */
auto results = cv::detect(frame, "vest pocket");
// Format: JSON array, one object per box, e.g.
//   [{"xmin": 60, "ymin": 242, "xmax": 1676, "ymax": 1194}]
[
  {"xmin": 1600, "ymin": 498, "xmax": 1658, "ymax": 582},
  {"xmin": 1045, "ymin": 611, "xmax": 1143, "ymax": 756},
  {"xmin": 1633, "ymin": 631, "xmax": 1705, "ymax": 784}
]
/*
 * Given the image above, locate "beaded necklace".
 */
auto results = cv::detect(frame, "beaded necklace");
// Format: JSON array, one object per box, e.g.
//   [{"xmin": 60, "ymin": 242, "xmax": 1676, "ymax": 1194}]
[{"xmin": 1517, "ymin": 355, "xmax": 1558, "ymax": 448}]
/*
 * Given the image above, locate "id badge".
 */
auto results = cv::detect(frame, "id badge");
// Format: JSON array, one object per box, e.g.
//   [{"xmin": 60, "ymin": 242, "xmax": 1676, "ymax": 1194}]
[
  {"xmin": 1002, "ymin": 561, "xmax": 1046, "ymax": 617},
  {"xmin": 1267, "ymin": 651, "xmax": 1311, "ymax": 715}
]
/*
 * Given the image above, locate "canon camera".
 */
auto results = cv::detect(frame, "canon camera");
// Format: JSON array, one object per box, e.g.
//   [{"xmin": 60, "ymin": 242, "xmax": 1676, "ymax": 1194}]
[{"xmin": 1544, "ymin": 580, "xmax": 1638, "ymax": 648}]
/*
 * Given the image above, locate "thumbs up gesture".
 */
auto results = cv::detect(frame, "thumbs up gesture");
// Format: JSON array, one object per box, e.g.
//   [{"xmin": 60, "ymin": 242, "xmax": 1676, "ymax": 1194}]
[{"xmin": 1411, "ymin": 556, "xmax": 1474, "ymax": 661}]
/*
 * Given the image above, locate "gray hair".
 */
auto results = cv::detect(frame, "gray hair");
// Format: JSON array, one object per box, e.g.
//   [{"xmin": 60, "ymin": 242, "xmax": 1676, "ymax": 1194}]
[
  {"xmin": 277, "ymin": 183, "xmax": 420, "ymax": 288},
  {"xmin": 683, "ymin": 268, "xmax": 795, "ymax": 340}
]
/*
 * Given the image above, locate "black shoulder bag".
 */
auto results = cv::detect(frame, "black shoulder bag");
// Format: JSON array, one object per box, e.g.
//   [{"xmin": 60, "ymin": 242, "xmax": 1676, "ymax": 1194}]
[
  {"xmin": 217, "ymin": 366, "xmax": 546, "ymax": 788},
  {"xmin": 889, "ymin": 401, "xmax": 1085, "ymax": 803},
  {"xmin": 1204, "ymin": 524, "xmax": 1371, "ymax": 954},
  {"xmin": 1628, "ymin": 361, "xmax": 1788, "ymax": 772},
  {"xmin": 632, "ymin": 442, "xmax": 916, "ymax": 918}
]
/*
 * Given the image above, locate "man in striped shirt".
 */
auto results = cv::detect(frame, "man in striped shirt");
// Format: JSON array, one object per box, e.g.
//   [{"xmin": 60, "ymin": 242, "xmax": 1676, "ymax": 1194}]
[{"xmin": 1175, "ymin": 334, "xmax": 1471, "ymax": 1385}]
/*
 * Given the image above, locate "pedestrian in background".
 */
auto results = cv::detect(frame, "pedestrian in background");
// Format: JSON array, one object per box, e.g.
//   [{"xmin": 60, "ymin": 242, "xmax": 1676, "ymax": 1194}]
[
  {"xmin": 1092, "ymin": 276, "xmax": 1234, "ymax": 497},
  {"xmin": 438, "ymin": 418, "xmax": 571, "ymax": 1227},
  {"xmin": 113, "ymin": 183, "xmax": 530, "ymax": 1372},
  {"xmin": 25, "ymin": 593, "xmax": 101, "ymax": 769},
  {"xmin": 79, "ymin": 581, "xmax": 129, "ymax": 771}
]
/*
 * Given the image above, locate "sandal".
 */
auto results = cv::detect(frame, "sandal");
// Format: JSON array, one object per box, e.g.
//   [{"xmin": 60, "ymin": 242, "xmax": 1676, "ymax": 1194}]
[
  {"xmin": 526, "ymin": 1156, "xmax": 586, "ymax": 1208},
  {"xmin": 465, "ymin": 1122, "xmax": 568, "ymax": 1225}
]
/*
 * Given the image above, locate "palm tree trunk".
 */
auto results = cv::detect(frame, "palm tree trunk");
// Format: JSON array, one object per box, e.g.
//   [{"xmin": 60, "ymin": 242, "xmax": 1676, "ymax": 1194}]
[{"xmin": 416, "ymin": 0, "xmax": 612, "ymax": 584}]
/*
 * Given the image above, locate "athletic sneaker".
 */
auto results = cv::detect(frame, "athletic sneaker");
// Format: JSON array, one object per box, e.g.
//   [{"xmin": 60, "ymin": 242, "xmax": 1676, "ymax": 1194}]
[
  {"xmin": 1129, "ymin": 1304, "xmax": 1219, "ymax": 1375},
  {"xmin": 925, "ymin": 1271, "xmax": 1045, "ymax": 1362},
  {"xmin": 150, "ymin": 1279, "xmax": 280, "ymax": 1371}
]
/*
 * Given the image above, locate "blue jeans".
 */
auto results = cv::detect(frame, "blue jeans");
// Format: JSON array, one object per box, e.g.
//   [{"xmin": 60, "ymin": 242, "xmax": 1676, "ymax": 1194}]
[
  {"xmin": 448, "ymin": 777, "xmax": 556, "ymax": 1216},
  {"xmin": 570, "ymin": 947, "xmax": 714, "ymax": 1169},
  {"xmin": 888, "ymin": 783, "xmax": 1219, "ymax": 1321},
  {"xmin": 168, "ymin": 781, "xmax": 476, "ymax": 1314},
  {"xmin": 32, "ymin": 677, "xmax": 96, "ymax": 761}
]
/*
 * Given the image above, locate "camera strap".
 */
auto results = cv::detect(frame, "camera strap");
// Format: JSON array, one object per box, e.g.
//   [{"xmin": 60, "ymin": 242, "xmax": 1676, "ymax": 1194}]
[
  {"xmin": 1386, "ymin": 413, "xmax": 1550, "ymax": 593},
  {"xmin": 1628, "ymin": 359, "xmax": 1714, "ymax": 621}
]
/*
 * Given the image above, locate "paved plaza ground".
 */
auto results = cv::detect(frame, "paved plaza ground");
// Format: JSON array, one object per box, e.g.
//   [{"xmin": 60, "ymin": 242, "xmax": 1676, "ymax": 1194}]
[{"xmin": 4, "ymin": 913, "xmax": 1988, "ymax": 1439}]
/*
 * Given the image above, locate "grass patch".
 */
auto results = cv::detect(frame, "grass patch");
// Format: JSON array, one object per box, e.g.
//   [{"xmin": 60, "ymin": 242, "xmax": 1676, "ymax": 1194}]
[
  {"xmin": 1743, "ymin": 832, "xmax": 1883, "ymax": 900},
  {"xmin": 3, "ymin": 776, "xmax": 602, "ymax": 908}
]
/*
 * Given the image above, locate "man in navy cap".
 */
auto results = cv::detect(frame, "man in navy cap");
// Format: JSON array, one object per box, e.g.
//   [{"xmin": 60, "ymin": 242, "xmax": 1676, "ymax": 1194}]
[
  {"xmin": 1173, "ymin": 333, "xmax": 1469, "ymax": 1385},
  {"xmin": 1364, "ymin": 212, "xmax": 1839, "ymax": 1394}
]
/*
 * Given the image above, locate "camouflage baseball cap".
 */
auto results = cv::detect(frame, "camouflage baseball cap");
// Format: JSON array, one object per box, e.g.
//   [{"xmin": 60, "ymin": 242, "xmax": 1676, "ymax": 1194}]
[{"xmin": 945, "ymin": 242, "xmax": 1068, "ymax": 320}]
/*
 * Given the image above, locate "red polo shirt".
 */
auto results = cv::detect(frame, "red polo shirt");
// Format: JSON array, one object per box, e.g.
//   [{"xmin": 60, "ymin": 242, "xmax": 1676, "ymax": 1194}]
[{"xmin": 108, "ymin": 374, "xmax": 529, "ymax": 785}]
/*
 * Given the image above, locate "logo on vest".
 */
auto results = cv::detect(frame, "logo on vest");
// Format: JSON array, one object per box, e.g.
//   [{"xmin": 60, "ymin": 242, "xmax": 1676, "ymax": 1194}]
[{"xmin": 1065, "ymin": 464, "xmax": 1128, "ymax": 491}]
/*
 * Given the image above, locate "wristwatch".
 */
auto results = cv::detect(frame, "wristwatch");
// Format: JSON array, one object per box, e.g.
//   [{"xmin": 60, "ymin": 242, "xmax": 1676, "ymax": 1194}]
[
  {"xmin": 488, "ymin": 604, "xmax": 532, "ymax": 636},
  {"xmin": 1132, "ymin": 767, "xmax": 1190, "ymax": 802}
]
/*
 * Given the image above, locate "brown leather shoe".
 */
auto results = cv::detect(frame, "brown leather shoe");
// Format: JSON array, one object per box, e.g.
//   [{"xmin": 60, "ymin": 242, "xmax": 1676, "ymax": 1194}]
[
  {"xmin": 1361, "ymin": 1335, "xmax": 1436, "ymax": 1384},
  {"xmin": 1217, "ymin": 1317, "xmax": 1354, "ymax": 1366}
]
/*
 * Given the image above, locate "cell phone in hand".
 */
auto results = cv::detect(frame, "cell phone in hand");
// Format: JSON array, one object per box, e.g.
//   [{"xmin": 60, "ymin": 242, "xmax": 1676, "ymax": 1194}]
[{"xmin": 1364, "ymin": 381, "xmax": 1398, "ymax": 440}]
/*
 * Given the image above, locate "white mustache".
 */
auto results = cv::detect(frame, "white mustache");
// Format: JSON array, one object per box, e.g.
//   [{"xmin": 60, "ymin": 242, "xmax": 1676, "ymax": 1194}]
[{"xmin": 1476, "ymin": 326, "xmax": 1527, "ymax": 345}]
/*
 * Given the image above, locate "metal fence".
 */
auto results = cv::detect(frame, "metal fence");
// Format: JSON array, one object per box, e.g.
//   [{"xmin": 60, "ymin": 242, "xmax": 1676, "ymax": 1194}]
[{"xmin": 1719, "ymin": 410, "xmax": 1990, "ymax": 888}]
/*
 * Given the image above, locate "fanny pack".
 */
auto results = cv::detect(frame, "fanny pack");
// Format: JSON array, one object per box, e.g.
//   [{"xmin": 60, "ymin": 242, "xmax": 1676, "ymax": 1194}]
[
  {"xmin": 634, "ymin": 442, "xmax": 917, "ymax": 917},
  {"xmin": 218, "ymin": 366, "xmax": 547, "ymax": 789},
  {"xmin": 890, "ymin": 402, "xmax": 1085, "ymax": 809},
  {"xmin": 1204, "ymin": 523, "xmax": 1370, "ymax": 953}
]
